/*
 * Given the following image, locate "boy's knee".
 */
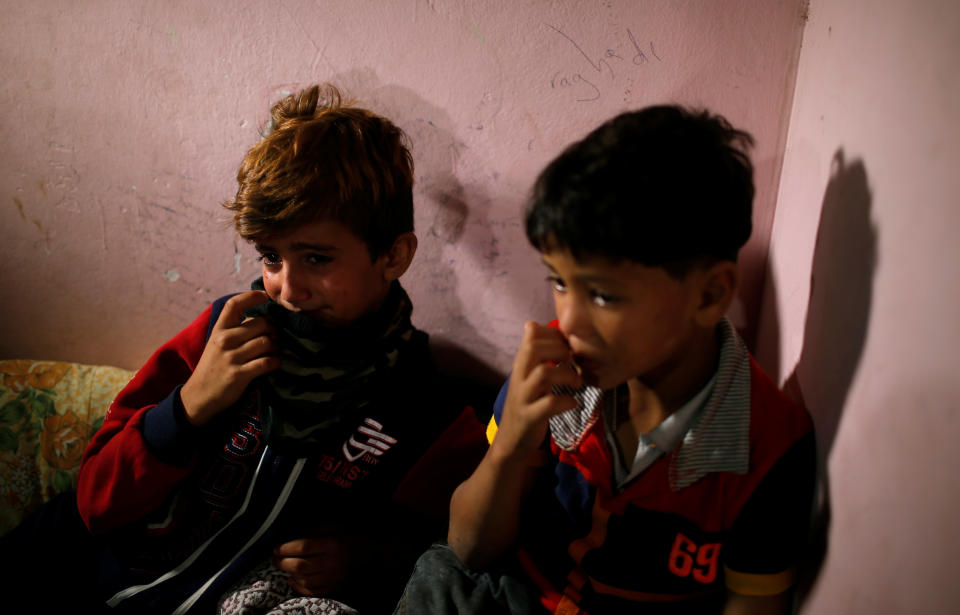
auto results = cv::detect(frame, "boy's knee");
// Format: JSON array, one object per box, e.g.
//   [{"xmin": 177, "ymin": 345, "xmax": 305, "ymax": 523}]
[{"xmin": 398, "ymin": 543, "xmax": 536, "ymax": 615}]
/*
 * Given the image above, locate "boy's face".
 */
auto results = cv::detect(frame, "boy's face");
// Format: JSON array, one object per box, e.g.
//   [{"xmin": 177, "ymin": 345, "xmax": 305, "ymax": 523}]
[
  {"xmin": 255, "ymin": 219, "xmax": 393, "ymax": 327},
  {"xmin": 542, "ymin": 249, "xmax": 706, "ymax": 391}
]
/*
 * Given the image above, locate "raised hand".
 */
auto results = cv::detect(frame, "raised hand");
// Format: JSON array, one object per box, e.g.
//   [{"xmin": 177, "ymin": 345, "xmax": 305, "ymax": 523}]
[
  {"xmin": 493, "ymin": 321, "xmax": 582, "ymax": 460},
  {"xmin": 179, "ymin": 291, "xmax": 281, "ymax": 426},
  {"xmin": 446, "ymin": 321, "xmax": 582, "ymax": 568}
]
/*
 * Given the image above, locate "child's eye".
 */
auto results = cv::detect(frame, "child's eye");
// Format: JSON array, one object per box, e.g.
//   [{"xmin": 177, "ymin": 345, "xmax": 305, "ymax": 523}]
[
  {"xmin": 591, "ymin": 291, "xmax": 617, "ymax": 307},
  {"xmin": 257, "ymin": 252, "xmax": 281, "ymax": 266},
  {"xmin": 547, "ymin": 276, "xmax": 567, "ymax": 292},
  {"xmin": 306, "ymin": 253, "xmax": 332, "ymax": 266}
]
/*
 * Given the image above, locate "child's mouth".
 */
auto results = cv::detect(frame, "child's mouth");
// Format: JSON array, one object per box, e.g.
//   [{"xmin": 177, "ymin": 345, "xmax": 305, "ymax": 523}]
[
  {"xmin": 571, "ymin": 360, "xmax": 583, "ymax": 376},
  {"xmin": 573, "ymin": 356, "xmax": 602, "ymax": 385}
]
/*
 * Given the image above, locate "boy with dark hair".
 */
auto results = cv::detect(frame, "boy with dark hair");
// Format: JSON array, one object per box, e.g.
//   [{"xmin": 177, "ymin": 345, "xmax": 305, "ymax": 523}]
[
  {"xmin": 1, "ymin": 84, "xmax": 485, "ymax": 614},
  {"xmin": 397, "ymin": 106, "xmax": 816, "ymax": 615}
]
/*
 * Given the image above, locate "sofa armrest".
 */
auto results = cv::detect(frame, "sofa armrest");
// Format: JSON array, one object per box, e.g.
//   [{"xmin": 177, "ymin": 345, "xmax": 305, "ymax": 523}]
[{"xmin": 0, "ymin": 360, "xmax": 134, "ymax": 536}]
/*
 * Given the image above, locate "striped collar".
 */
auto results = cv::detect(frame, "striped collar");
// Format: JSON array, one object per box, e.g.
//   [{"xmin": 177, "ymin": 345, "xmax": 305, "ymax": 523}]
[
  {"xmin": 605, "ymin": 370, "xmax": 717, "ymax": 489},
  {"xmin": 548, "ymin": 318, "xmax": 751, "ymax": 491},
  {"xmin": 669, "ymin": 318, "xmax": 751, "ymax": 490}
]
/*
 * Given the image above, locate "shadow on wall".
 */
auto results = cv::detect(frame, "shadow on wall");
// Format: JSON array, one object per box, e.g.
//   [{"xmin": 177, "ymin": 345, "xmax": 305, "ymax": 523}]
[
  {"xmin": 781, "ymin": 150, "xmax": 877, "ymax": 610},
  {"xmin": 286, "ymin": 71, "xmax": 507, "ymax": 409}
]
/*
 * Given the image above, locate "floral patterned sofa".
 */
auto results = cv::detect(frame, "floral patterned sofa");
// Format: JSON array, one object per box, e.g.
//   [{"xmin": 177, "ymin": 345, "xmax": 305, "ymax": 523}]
[{"xmin": 0, "ymin": 359, "xmax": 135, "ymax": 536}]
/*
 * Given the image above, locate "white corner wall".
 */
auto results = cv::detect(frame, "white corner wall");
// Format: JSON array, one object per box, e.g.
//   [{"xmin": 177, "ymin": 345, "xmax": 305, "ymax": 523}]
[{"xmin": 758, "ymin": 0, "xmax": 960, "ymax": 612}]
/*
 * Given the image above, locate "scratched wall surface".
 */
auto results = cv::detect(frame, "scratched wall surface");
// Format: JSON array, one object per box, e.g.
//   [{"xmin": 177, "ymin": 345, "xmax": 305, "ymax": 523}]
[{"xmin": 0, "ymin": 0, "xmax": 805, "ymax": 378}]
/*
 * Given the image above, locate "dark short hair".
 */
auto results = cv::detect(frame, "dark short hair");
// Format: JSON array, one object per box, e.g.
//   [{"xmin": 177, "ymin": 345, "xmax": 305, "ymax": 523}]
[
  {"xmin": 224, "ymin": 84, "xmax": 414, "ymax": 259},
  {"xmin": 525, "ymin": 105, "xmax": 755, "ymax": 276}
]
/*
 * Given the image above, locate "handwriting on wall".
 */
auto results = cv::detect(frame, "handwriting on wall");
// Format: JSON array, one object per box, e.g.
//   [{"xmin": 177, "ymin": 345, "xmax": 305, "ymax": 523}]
[{"xmin": 547, "ymin": 24, "xmax": 662, "ymax": 102}]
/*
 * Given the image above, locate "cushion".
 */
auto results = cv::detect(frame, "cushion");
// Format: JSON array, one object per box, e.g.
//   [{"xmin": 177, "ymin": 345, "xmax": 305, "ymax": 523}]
[{"xmin": 0, "ymin": 360, "xmax": 134, "ymax": 536}]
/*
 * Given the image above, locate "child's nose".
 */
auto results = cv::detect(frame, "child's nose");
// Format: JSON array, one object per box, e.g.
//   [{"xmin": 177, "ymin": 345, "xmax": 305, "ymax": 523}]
[
  {"xmin": 278, "ymin": 266, "xmax": 310, "ymax": 305},
  {"xmin": 556, "ymin": 295, "xmax": 590, "ymax": 342}
]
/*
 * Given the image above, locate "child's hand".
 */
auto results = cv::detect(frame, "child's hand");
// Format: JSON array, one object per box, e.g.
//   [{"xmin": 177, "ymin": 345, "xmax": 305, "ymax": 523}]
[
  {"xmin": 272, "ymin": 535, "xmax": 355, "ymax": 597},
  {"xmin": 180, "ymin": 291, "xmax": 281, "ymax": 426},
  {"xmin": 494, "ymin": 321, "xmax": 582, "ymax": 459}
]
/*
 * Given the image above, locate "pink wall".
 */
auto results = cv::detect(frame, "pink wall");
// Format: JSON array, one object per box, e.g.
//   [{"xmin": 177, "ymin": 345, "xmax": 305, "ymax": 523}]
[
  {"xmin": 8, "ymin": 0, "xmax": 957, "ymax": 610},
  {"xmin": 0, "ymin": 0, "xmax": 805, "ymax": 378},
  {"xmin": 757, "ymin": 0, "xmax": 960, "ymax": 612}
]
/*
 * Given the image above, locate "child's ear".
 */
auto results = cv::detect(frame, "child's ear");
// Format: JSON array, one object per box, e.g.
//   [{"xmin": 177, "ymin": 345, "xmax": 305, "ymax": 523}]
[
  {"xmin": 382, "ymin": 232, "xmax": 418, "ymax": 281},
  {"xmin": 694, "ymin": 261, "xmax": 738, "ymax": 326}
]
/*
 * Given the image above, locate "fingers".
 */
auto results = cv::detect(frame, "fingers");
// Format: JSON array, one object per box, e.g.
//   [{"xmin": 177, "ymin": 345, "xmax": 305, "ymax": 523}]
[
  {"xmin": 275, "ymin": 556, "xmax": 344, "ymax": 596},
  {"xmin": 511, "ymin": 321, "xmax": 581, "ymax": 409},
  {"xmin": 514, "ymin": 321, "xmax": 574, "ymax": 379},
  {"xmin": 273, "ymin": 537, "xmax": 349, "ymax": 597},
  {"xmin": 273, "ymin": 554, "xmax": 330, "ymax": 576},
  {"xmin": 205, "ymin": 301, "xmax": 276, "ymax": 358},
  {"xmin": 207, "ymin": 319, "xmax": 273, "ymax": 353},
  {"xmin": 231, "ymin": 324, "xmax": 279, "ymax": 365},
  {"xmin": 179, "ymin": 294, "xmax": 279, "ymax": 425},
  {"xmin": 492, "ymin": 322, "xmax": 583, "ymax": 458},
  {"xmin": 214, "ymin": 290, "xmax": 271, "ymax": 330},
  {"xmin": 274, "ymin": 537, "xmax": 339, "ymax": 558},
  {"xmin": 200, "ymin": 330, "xmax": 278, "ymax": 390},
  {"xmin": 525, "ymin": 387, "xmax": 580, "ymax": 418},
  {"xmin": 525, "ymin": 360, "xmax": 581, "ymax": 396}
]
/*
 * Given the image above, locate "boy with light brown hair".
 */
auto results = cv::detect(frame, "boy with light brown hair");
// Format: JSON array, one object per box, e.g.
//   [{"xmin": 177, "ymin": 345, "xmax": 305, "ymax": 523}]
[{"xmin": 2, "ymin": 84, "xmax": 485, "ymax": 614}]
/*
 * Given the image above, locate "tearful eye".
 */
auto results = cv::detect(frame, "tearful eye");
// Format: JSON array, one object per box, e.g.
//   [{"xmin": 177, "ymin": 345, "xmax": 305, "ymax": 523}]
[
  {"xmin": 306, "ymin": 253, "xmax": 333, "ymax": 266},
  {"xmin": 257, "ymin": 252, "xmax": 281, "ymax": 266},
  {"xmin": 547, "ymin": 276, "xmax": 567, "ymax": 292},
  {"xmin": 592, "ymin": 292, "xmax": 616, "ymax": 307}
]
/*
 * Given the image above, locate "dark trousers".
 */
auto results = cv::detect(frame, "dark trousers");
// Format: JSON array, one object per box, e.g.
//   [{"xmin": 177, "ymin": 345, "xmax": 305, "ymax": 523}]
[
  {"xmin": 0, "ymin": 490, "xmax": 110, "ymax": 612},
  {"xmin": 393, "ymin": 543, "xmax": 543, "ymax": 615}
]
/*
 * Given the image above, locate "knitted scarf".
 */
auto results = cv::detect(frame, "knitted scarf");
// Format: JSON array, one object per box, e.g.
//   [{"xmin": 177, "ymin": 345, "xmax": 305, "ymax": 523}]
[{"xmin": 244, "ymin": 278, "xmax": 421, "ymax": 456}]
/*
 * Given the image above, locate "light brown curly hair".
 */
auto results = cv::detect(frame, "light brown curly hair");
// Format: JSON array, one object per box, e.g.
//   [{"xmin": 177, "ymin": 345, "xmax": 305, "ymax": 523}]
[{"xmin": 224, "ymin": 84, "xmax": 414, "ymax": 259}]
